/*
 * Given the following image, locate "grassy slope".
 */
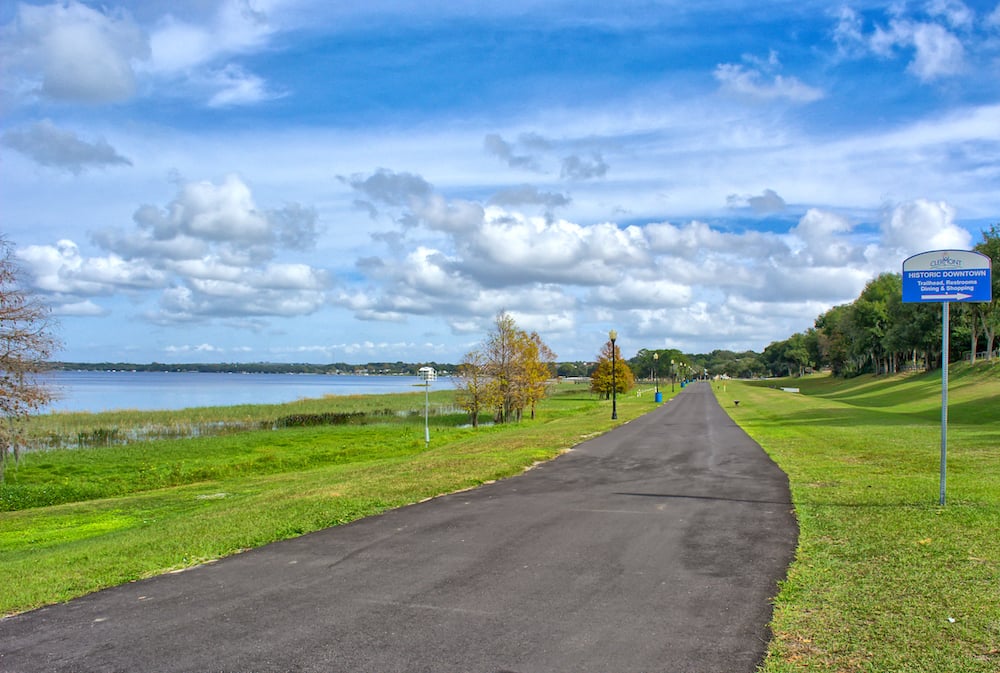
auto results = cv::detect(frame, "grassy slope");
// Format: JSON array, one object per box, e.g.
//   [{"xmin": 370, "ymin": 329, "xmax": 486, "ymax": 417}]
[
  {"xmin": 713, "ymin": 364, "xmax": 1000, "ymax": 672},
  {"xmin": 0, "ymin": 383, "xmax": 660, "ymax": 615}
]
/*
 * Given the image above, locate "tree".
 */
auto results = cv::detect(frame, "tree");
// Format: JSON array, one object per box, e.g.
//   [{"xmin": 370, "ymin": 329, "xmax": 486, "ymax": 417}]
[
  {"xmin": 1, "ymin": 237, "xmax": 60, "ymax": 478},
  {"xmin": 590, "ymin": 338, "xmax": 634, "ymax": 398},
  {"xmin": 973, "ymin": 225, "xmax": 1000, "ymax": 359},
  {"xmin": 453, "ymin": 349, "xmax": 496, "ymax": 428},
  {"xmin": 816, "ymin": 304, "xmax": 852, "ymax": 376},
  {"xmin": 521, "ymin": 331, "xmax": 556, "ymax": 420},
  {"xmin": 454, "ymin": 311, "xmax": 556, "ymax": 425}
]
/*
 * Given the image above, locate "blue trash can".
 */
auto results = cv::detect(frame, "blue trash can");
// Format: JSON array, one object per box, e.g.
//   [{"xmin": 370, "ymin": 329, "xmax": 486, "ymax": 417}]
[{"xmin": 654, "ymin": 392, "xmax": 663, "ymax": 403}]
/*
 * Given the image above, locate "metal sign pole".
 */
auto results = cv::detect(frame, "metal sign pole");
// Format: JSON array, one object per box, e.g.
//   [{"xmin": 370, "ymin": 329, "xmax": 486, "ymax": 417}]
[
  {"xmin": 902, "ymin": 249, "xmax": 993, "ymax": 506},
  {"xmin": 940, "ymin": 302, "xmax": 949, "ymax": 506}
]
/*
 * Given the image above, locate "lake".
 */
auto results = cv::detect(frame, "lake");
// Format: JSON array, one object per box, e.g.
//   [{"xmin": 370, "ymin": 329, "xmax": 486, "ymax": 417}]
[{"xmin": 41, "ymin": 370, "xmax": 454, "ymax": 414}]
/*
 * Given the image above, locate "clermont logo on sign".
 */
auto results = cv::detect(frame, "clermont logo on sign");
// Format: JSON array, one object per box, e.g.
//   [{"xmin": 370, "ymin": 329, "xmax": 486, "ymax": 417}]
[{"xmin": 902, "ymin": 249, "xmax": 992, "ymax": 303}]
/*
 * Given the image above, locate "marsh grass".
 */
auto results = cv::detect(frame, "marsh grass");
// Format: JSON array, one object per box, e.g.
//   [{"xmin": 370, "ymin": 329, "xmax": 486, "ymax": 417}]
[
  {"xmin": 23, "ymin": 390, "xmax": 461, "ymax": 449},
  {"xmin": 0, "ymin": 382, "xmax": 662, "ymax": 615},
  {"xmin": 715, "ymin": 363, "xmax": 1000, "ymax": 672}
]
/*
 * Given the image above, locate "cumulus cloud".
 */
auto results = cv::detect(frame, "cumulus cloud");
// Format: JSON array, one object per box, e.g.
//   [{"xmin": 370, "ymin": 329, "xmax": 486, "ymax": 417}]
[
  {"xmin": 19, "ymin": 239, "xmax": 164, "ymax": 293},
  {"xmin": 0, "ymin": 0, "xmax": 284, "ymax": 109},
  {"xmin": 1, "ymin": 120, "xmax": 132, "ymax": 173},
  {"xmin": 345, "ymin": 169, "xmax": 433, "ymax": 210},
  {"xmin": 19, "ymin": 175, "xmax": 328, "ymax": 325},
  {"xmin": 345, "ymin": 169, "xmax": 483, "ymax": 233},
  {"xmin": 560, "ymin": 153, "xmax": 609, "ymax": 180},
  {"xmin": 332, "ymin": 162, "xmax": 908, "ymax": 356},
  {"xmin": 590, "ymin": 277, "xmax": 692, "ymax": 309},
  {"xmin": 1, "ymin": 0, "xmax": 149, "ymax": 104},
  {"xmin": 879, "ymin": 199, "xmax": 972, "ymax": 254},
  {"xmin": 789, "ymin": 209, "xmax": 856, "ymax": 266},
  {"xmin": 727, "ymin": 188, "xmax": 787, "ymax": 213}
]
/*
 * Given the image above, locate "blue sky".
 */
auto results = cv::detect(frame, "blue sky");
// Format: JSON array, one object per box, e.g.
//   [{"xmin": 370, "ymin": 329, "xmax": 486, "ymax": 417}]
[{"xmin": 2, "ymin": 0, "xmax": 999, "ymax": 364}]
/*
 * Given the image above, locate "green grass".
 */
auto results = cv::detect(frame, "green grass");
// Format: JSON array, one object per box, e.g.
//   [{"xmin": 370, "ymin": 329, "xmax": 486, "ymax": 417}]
[
  {"xmin": 714, "ymin": 363, "xmax": 1000, "ymax": 672},
  {"xmin": 8, "ymin": 368, "xmax": 998, "ymax": 672},
  {"xmin": 22, "ymin": 389, "xmax": 463, "ymax": 449},
  {"xmin": 0, "ymin": 381, "xmax": 664, "ymax": 615}
]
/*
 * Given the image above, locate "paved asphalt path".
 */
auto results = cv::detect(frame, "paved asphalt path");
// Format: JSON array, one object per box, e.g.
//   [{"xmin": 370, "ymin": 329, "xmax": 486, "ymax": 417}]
[{"xmin": 1, "ymin": 382, "xmax": 797, "ymax": 673}]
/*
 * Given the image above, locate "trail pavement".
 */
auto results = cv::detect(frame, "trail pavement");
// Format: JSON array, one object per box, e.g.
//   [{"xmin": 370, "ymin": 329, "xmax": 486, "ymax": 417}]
[{"xmin": 0, "ymin": 382, "xmax": 797, "ymax": 673}]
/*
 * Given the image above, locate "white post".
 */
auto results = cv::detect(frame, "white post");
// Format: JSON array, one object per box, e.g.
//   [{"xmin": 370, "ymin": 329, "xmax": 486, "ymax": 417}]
[
  {"xmin": 418, "ymin": 366, "xmax": 435, "ymax": 448},
  {"xmin": 424, "ymin": 380, "xmax": 430, "ymax": 448}
]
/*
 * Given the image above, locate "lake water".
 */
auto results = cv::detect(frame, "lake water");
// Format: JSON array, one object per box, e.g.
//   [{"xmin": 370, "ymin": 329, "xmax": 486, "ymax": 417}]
[{"xmin": 41, "ymin": 371, "xmax": 454, "ymax": 414}]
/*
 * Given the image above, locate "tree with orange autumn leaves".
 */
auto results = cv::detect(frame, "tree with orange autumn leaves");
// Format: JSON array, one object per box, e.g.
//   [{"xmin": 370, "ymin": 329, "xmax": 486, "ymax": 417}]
[
  {"xmin": 590, "ymin": 337, "xmax": 634, "ymax": 399},
  {"xmin": 453, "ymin": 311, "xmax": 556, "ymax": 426}
]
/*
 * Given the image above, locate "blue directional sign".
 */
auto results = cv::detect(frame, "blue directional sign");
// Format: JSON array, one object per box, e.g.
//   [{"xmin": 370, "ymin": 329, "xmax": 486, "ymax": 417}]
[{"xmin": 902, "ymin": 250, "xmax": 992, "ymax": 304}]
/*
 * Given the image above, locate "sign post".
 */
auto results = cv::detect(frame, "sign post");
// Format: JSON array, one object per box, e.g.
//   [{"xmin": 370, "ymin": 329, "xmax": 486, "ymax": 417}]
[{"xmin": 902, "ymin": 250, "xmax": 992, "ymax": 505}]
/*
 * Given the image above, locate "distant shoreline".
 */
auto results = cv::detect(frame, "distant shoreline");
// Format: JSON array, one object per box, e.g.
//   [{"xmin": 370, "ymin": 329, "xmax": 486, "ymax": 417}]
[{"xmin": 47, "ymin": 361, "xmax": 457, "ymax": 376}]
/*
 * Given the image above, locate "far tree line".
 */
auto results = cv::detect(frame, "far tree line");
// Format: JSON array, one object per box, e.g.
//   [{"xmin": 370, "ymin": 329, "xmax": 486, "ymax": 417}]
[{"xmin": 761, "ymin": 225, "xmax": 1000, "ymax": 378}]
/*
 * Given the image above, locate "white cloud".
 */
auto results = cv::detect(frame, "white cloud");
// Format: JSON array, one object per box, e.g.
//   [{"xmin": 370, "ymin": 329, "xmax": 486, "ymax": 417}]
[
  {"xmin": 560, "ymin": 153, "xmax": 609, "ymax": 180},
  {"xmin": 989, "ymin": 4, "xmax": 1000, "ymax": 28},
  {"xmin": 833, "ymin": 6, "xmax": 866, "ymax": 58},
  {"xmin": 484, "ymin": 133, "xmax": 543, "ymax": 172},
  {"xmin": 591, "ymin": 277, "xmax": 692, "ymax": 309},
  {"xmin": 1, "ymin": 120, "xmax": 132, "ymax": 174},
  {"xmin": 714, "ymin": 59, "xmax": 824, "ymax": 103},
  {"xmin": 415, "ymin": 195, "xmax": 485, "ymax": 233},
  {"xmin": 870, "ymin": 18, "xmax": 965, "ymax": 81},
  {"xmin": 143, "ymin": 0, "xmax": 280, "ymax": 107},
  {"xmin": 205, "ymin": 64, "xmax": 284, "ymax": 107},
  {"xmin": 18, "ymin": 239, "xmax": 167, "ymax": 297},
  {"xmin": 926, "ymin": 0, "xmax": 974, "ymax": 29},
  {"xmin": 908, "ymin": 22, "xmax": 966, "ymax": 80},
  {"xmin": 726, "ymin": 188, "xmax": 787, "ymax": 213},
  {"xmin": 789, "ymin": 209, "xmax": 856, "ymax": 266},
  {"xmin": 879, "ymin": 199, "xmax": 972, "ymax": 255},
  {"xmin": 19, "ymin": 175, "xmax": 328, "ymax": 324},
  {"xmin": 52, "ymin": 300, "xmax": 107, "ymax": 317},
  {"xmin": 147, "ymin": 0, "xmax": 275, "ymax": 74},
  {"xmin": 457, "ymin": 210, "xmax": 649, "ymax": 286},
  {"xmin": 165, "ymin": 343, "xmax": 224, "ymax": 354},
  {"xmin": 2, "ymin": 0, "xmax": 148, "ymax": 103}
]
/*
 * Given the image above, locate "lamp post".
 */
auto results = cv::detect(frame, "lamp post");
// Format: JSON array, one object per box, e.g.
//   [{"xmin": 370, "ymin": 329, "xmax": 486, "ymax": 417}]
[
  {"xmin": 653, "ymin": 352, "xmax": 659, "ymax": 394},
  {"xmin": 670, "ymin": 359, "xmax": 675, "ymax": 392},
  {"xmin": 418, "ymin": 366, "xmax": 436, "ymax": 447},
  {"xmin": 609, "ymin": 330, "xmax": 618, "ymax": 420}
]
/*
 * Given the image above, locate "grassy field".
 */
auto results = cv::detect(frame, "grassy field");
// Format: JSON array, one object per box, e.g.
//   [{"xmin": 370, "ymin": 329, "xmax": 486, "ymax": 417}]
[
  {"xmin": 4, "ymin": 368, "xmax": 998, "ymax": 672},
  {"xmin": 714, "ymin": 363, "xmax": 1000, "ymax": 672},
  {"xmin": 0, "ymin": 381, "xmax": 663, "ymax": 615}
]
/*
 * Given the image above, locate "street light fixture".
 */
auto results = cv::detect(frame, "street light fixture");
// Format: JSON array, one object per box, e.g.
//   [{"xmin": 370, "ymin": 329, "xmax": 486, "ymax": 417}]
[
  {"xmin": 653, "ymin": 352, "xmax": 659, "ymax": 394},
  {"xmin": 418, "ymin": 366, "xmax": 436, "ymax": 447},
  {"xmin": 670, "ymin": 359, "xmax": 675, "ymax": 392},
  {"xmin": 609, "ymin": 330, "xmax": 618, "ymax": 420}
]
